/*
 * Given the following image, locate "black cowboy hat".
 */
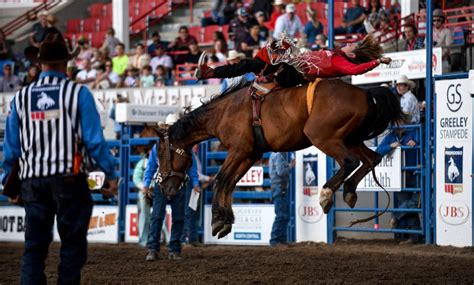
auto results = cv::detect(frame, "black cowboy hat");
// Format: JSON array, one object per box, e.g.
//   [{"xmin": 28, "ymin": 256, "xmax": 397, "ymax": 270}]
[{"xmin": 24, "ymin": 28, "xmax": 79, "ymax": 64}]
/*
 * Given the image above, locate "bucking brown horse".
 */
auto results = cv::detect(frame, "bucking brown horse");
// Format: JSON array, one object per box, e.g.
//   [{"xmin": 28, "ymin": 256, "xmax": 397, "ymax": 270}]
[{"xmin": 149, "ymin": 79, "xmax": 401, "ymax": 239}]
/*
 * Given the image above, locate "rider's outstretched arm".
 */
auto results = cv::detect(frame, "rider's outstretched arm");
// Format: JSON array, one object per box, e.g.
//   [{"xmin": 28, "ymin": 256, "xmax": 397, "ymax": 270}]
[{"xmin": 212, "ymin": 58, "xmax": 266, "ymax": 78}]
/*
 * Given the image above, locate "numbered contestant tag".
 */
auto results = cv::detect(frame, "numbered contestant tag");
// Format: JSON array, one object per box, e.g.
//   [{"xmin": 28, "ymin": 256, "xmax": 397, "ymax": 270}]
[{"xmin": 87, "ymin": 171, "xmax": 106, "ymax": 190}]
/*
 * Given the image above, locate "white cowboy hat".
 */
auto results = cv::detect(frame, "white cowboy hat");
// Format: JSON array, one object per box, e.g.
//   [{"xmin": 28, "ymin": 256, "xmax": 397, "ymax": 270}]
[
  {"xmin": 286, "ymin": 3, "xmax": 296, "ymax": 13},
  {"xmin": 226, "ymin": 50, "xmax": 245, "ymax": 61},
  {"xmin": 165, "ymin": 113, "xmax": 179, "ymax": 125},
  {"xmin": 273, "ymin": 0, "xmax": 285, "ymax": 6},
  {"xmin": 396, "ymin": 75, "xmax": 416, "ymax": 89}
]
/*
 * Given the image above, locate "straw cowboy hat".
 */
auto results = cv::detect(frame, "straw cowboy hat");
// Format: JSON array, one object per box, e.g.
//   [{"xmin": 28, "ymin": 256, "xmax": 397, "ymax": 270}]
[
  {"xmin": 396, "ymin": 74, "xmax": 416, "ymax": 89},
  {"xmin": 226, "ymin": 50, "xmax": 245, "ymax": 61},
  {"xmin": 25, "ymin": 28, "xmax": 79, "ymax": 64}
]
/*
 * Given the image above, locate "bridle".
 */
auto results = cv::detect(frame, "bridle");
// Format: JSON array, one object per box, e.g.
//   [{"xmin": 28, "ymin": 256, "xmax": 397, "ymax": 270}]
[{"xmin": 157, "ymin": 130, "xmax": 190, "ymax": 186}]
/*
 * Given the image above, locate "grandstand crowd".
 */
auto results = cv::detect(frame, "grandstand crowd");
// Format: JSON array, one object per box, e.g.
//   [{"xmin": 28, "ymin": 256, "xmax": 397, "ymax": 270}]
[{"xmin": 0, "ymin": 0, "xmax": 472, "ymax": 93}]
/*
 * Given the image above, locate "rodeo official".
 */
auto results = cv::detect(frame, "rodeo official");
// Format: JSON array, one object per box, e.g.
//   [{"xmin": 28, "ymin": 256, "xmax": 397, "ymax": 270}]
[{"xmin": 2, "ymin": 29, "xmax": 119, "ymax": 284}]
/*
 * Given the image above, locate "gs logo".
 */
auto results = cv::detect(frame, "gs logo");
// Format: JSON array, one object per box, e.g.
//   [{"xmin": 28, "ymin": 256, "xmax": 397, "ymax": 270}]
[{"xmin": 446, "ymin": 84, "xmax": 463, "ymax": 112}]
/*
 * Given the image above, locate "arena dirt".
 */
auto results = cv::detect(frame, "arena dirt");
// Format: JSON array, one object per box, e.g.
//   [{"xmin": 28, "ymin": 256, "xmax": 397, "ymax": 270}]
[{"xmin": 1, "ymin": 239, "xmax": 473, "ymax": 284}]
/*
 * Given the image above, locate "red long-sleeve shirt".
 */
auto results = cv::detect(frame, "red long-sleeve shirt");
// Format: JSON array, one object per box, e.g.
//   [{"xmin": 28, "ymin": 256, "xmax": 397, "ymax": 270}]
[{"xmin": 255, "ymin": 48, "xmax": 380, "ymax": 78}]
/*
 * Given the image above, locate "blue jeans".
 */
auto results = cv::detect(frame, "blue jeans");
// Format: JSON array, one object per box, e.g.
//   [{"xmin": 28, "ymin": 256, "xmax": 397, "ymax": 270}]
[
  {"xmin": 137, "ymin": 191, "xmax": 151, "ymax": 247},
  {"xmin": 21, "ymin": 175, "xmax": 93, "ymax": 285},
  {"xmin": 270, "ymin": 183, "xmax": 290, "ymax": 245},
  {"xmin": 147, "ymin": 186, "xmax": 185, "ymax": 253},
  {"xmin": 183, "ymin": 181, "xmax": 199, "ymax": 243}
]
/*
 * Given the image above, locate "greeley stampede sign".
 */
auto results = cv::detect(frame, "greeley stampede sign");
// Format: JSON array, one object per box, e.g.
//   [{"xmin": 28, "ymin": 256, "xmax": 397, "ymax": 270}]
[{"xmin": 435, "ymin": 73, "xmax": 473, "ymax": 247}]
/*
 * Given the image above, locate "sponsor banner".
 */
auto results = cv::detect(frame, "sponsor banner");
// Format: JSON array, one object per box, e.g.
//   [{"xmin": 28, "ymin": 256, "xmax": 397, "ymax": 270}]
[
  {"xmin": 357, "ymin": 148, "xmax": 401, "ymax": 191},
  {"xmin": 435, "ymin": 76, "xmax": 473, "ymax": 247},
  {"xmin": 236, "ymin": 166, "xmax": 264, "ymax": 186},
  {"xmin": 295, "ymin": 147, "xmax": 327, "ymax": 243},
  {"xmin": 352, "ymin": 47, "xmax": 443, "ymax": 84},
  {"xmin": 124, "ymin": 205, "xmax": 171, "ymax": 244},
  {"xmin": 203, "ymin": 205, "xmax": 274, "ymax": 245},
  {"xmin": 115, "ymin": 103, "xmax": 180, "ymax": 123},
  {"xmin": 0, "ymin": 206, "xmax": 120, "ymax": 243},
  {"xmin": 0, "ymin": 206, "xmax": 26, "ymax": 242}
]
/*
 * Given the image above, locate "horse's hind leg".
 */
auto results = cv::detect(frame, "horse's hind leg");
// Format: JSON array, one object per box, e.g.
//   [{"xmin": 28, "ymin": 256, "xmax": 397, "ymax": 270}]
[
  {"xmin": 342, "ymin": 143, "xmax": 383, "ymax": 208},
  {"xmin": 303, "ymin": 132, "xmax": 361, "ymax": 213},
  {"xmin": 211, "ymin": 151, "xmax": 259, "ymax": 239}
]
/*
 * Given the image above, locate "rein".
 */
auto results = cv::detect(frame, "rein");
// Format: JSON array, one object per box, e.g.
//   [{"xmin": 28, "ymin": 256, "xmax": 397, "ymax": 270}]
[{"xmin": 157, "ymin": 130, "xmax": 190, "ymax": 184}]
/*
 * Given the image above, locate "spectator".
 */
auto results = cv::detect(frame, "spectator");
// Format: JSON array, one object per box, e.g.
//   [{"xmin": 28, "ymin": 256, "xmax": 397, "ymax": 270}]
[
  {"xmin": 140, "ymin": 65, "xmax": 154, "ymax": 88},
  {"xmin": 150, "ymin": 45, "xmax": 173, "ymax": 73},
  {"xmin": 304, "ymin": 9, "xmax": 324, "ymax": 47},
  {"xmin": 154, "ymin": 65, "xmax": 168, "ymax": 87},
  {"xmin": 241, "ymin": 23, "xmax": 261, "ymax": 58},
  {"xmin": 0, "ymin": 64, "xmax": 21, "ymax": 92},
  {"xmin": 109, "ymin": 94, "xmax": 129, "ymax": 139},
  {"xmin": 252, "ymin": 0, "xmax": 273, "ymax": 20},
  {"xmin": 269, "ymin": 0, "xmax": 285, "ymax": 31},
  {"xmin": 0, "ymin": 30, "xmax": 13, "ymax": 61},
  {"xmin": 185, "ymin": 43, "xmax": 203, "ymax": 64},
  {"xmin": 182, "ymin": 144, "xmax": 204, "ymax": 247},
  {"xmin": 101, "ymin": 28, "xmax": 120, "ymax": 57},
  {"xmin": 168, "ymin": 26, "xmax": 198, "ymax": 51},
  {"xmin": 432, "ymin": 8, "xmax": 453, "ymax": 73},
  {"xmin": 22, "ymin": 64, "xmax": 40, "ymax": 86},
  {"xmin": 207, "ymin": 55, "xmax": 222, "ymax": 84},
  {"xmin": 112, "ymin": 43, "xmax": 129, "ymax": 76},
  {"xmin": 133, "ymin": 147, "xmax": 152, "ymax": 247},
  {"xmin": 255, "ymin": 11, "xmax": 270, "ymax": 42},
  {"xmin": 213, "ymin": 31, "xmax": 228, "ymax": 44},
  {"xmin": 373, "ymin": 17, "xmax": 396, "ymax": 50},
  {"xmin": 93, "ymin": 60, "xmax": 119, "ymax": 89},
  {"xmin": 91, "ymin": 49, "xmax": 105, "ymax": 70},
  {"xmin": 269, "ymin": 152, "xmax": 294, "ymax": 246},
  {"xmin": 417, "ymin": 8, "xmax": 426, "ymax": 37},
  {"xmin": 130, "ymin": 43, "xmax": 151, "ymax": 70},
  {"xmin": 335, "ymin": 0, "xmax": 366, "ymax": 35},
  {"xmin": 201, "ymin": 0, "xmax": 235, "ymax": 27},
  {"xmin": 376, "ymin": 75, "xmax": 420, "ymax": 245},
  {"xmin": 313, "ymin": 34, "xmax": 328, "ymax": 51},
  {"xmin": 213, "ymin": 39, "xmax": 228, "ymax": 63},
  {"xmin": 147, "ymin": 31, "xmax": 168, "ymax": 56},
  {"xmin": 66, "ymin": 65, "xmax": 76, "ymax": 81},
  {"xmin": 144, "ymin": 114, "xmax": 199, "ymax": 261},
  {"xmin": 45, "ymin": 14, "xmax": 58, "ymax": 30},
  {"xmin": 273, "ymin": 4, "xmax": 303, "ymax": 40},
  {"xmin": 403, "ymin": 23, "xmax": 424, "ymax": 51},
  {"xmin": 229, "ymin": 8, "xmax": 257, "ymax": 51},
  {"xmin": 29, "ymin": 11, "xmax": 48, "ymax": 48},
  {"xmin": 75, "ymin": 36, "xmax": 93, "ymax": 70},
  {"xmin": 122, "ymin": 67, "xmax": 139, "ymax": 88},
  {"xmin": 364, "ymin": 0, "xmax": 387, "ymax": 33},
  {"xmin": 220, "ymin": 50, "xmax": 255, "ymax": 92},
  {"xmin": 75, "ymin": 59, "xmax": 97, "ymax": 87}
]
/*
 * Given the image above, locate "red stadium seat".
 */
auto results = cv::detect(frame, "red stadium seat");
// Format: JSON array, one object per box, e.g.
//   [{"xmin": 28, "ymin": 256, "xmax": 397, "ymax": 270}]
[
  {"xmin": 99, "ymin": 16, "xmax": 112, "ymax": 31},
  {"xmin": 103, "ymin": 3, "xmax": 112, "ymax": 16},
  {"xmin": 66, "ymin": 19, "xmax": 82, "ymax": 33},
  {"xmin": 83, "ymin": 18, "xmax": 98, "ymax": 32},
  {"xmin": 188, "ymin": 26, "xmax": 202, "ymax": 42},
  {"xmin": 91, "ymin": 31, "xmax": 106, "ymax": 48},
  {"xmin": 89, "ymin": 3, "xmax": 104, "ymax": 17},
  {"xmin": 203, "ymin": 25, "xmax": 220, "ymax": 43},
  {"xmin": 153, "ymin": 1, "xmax": 171, "ymax": 18}
]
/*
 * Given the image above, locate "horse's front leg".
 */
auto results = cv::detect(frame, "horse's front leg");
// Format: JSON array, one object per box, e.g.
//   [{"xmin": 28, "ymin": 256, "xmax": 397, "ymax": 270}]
[{"xmin": 211, "ymin": 153, "xmax": 259, "ymax": 239}]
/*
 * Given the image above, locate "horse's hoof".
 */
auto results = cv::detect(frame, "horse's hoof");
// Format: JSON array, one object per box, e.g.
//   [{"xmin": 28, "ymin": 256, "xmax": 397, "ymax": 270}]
[
  {"xmin": 217, "ymin": 223, "xmax": 232, "ymax": 239},
  {"xmin": 319, "ymin": 187, "xmax": 333, "ymax": 214},
  {"xmin": 211, "ymin": 221, "xmax": 224, "ymax": 237},
  {"xmin": 343, "ymin": 192, "xmax": 358, "ymax": 208}
]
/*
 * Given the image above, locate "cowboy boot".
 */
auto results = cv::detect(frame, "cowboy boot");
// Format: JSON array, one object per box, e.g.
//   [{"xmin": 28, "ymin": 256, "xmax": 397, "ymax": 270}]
[{"xmin": 194, "ymin": 51, "xmax": 215, "ymax": 80}]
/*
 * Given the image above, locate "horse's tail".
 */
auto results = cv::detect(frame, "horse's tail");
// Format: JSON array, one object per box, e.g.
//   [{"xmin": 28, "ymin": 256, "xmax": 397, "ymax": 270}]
[{"xmin": 361, "ymin": 87, "xmax": 402, "ymax": 141}]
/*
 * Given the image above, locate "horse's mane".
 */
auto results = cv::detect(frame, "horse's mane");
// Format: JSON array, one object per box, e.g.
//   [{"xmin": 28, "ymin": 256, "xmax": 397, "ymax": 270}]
[{"xmin": 171, "ymin": 79, "xmax": 252, "ymax": 141}]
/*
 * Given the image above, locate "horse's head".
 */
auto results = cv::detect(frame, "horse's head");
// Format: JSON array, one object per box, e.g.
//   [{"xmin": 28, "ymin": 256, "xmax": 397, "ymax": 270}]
[
  {"xmin": 154, "ymin": 126, "xmax": 193, "ymax": 198},
  {"xmin": 448, "ymin": 157, "xmax": 455, "ymax": 165}
]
